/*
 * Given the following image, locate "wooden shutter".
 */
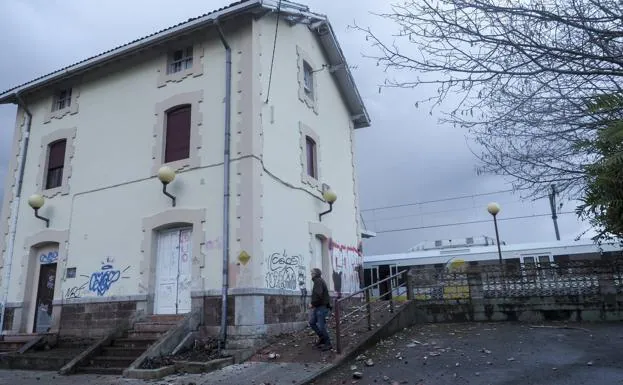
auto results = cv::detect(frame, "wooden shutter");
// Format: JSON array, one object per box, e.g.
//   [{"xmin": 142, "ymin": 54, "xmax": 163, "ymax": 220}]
[
  {"xmin": 165, "ymin": 105, "xmax": 191, "ymax": 163},
  {"xmin": 306, "ymin": 136, "xmax": 316, "ymax": 178},
  {"xmin": 48, "ymin": 140, "xmax": 66, "ymax": 169},
  {"xmin": 46, "ymin": 140, "xmax": 66, "ymax": 189}
]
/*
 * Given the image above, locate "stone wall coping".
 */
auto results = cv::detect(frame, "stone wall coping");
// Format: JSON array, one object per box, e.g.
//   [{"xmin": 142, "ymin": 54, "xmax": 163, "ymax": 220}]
[{"xmin": 192, "ymin": 288, "xmax": 305, "ymax": 297}]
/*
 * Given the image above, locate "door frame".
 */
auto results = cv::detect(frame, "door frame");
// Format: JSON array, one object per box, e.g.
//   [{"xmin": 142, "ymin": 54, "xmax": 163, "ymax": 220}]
[
  {"xmin": 32, "ymin": 262, "xmax": 58, "ymax": 333},
  {"xmin": 141, "ymin": 208, "xmax": 206, "ymax": 316},
  {"xmin": 154, "ymin": 226, "xmax": 193, "ymax": 315},
  {"xmin": 19, "ymin": 229, "xmax": 68, "ymax": 335}
]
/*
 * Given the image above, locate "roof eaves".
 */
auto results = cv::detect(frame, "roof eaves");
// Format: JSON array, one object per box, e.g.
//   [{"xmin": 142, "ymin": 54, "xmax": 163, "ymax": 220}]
[
  {"xmin": 0, "ymin": 0, "xmax": 262, "ymax": 103},
  {"xmin": 312, "ymin": 21, "xmax": 371, "ymax": 128}
]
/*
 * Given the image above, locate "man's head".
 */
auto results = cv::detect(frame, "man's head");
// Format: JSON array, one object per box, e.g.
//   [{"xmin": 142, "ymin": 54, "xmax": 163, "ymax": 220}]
[{"xmin": 311, "ymin": 268, "xmax": 322, "ymax": 278}]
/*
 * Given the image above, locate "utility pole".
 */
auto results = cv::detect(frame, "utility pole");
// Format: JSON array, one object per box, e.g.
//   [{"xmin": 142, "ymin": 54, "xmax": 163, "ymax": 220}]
[{"xmin": 548, "ymin": 184, "xmax": 561, "ymax": 241}]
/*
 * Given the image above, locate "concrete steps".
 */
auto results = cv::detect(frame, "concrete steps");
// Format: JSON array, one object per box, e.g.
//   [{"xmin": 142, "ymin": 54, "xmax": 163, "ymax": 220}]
[
  {"xmin": 0, "ymin": 334, "xmax": 39, "ymax": 353},
  {"xmin": 76, "ymin": 315, "xmax": 184, "ymax": 375}
]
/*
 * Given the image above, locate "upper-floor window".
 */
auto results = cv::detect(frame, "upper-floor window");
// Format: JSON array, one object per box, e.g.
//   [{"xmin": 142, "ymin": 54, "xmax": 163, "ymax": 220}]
[
  {"xmin": 164, "ymin": 105, "xmax": 191, "ymax": 163},
  {"xmin": 305, "ymin": 135, "xmax": 317, "ymax": 179},
  {"xmin": 52, "ymin": 88, "xmax": 72, "ymax": 112},
  {"xmin": 168, "ymin": 47, "xmax": 193, "ymax": 74},
  {"xmin": 46, "ymin": 139, "xmax": 67, "ymax": 189},
  {"xmin": 303, "ymin": 61, "xmax": 314, "ymax": 98}
]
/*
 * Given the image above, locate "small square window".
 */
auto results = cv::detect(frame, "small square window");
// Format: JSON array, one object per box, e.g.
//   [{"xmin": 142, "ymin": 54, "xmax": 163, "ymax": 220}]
[
  {"xmin": 52, "ymin": 88, "xmax": 72, "ymax": 112},
  {"xmin": 66, "ymin": 267, "xmax": 76, "ymax": 279},
  {"xmin": 168, "ymin": 46, "xmax": 193, "ymax": 74},
  {"xmin": 305, "ymin": 136, "xmax": 317, "ymax": 179},
  {"xmin": 303, "ymin": 61, "xmax": 314, "ymax": 97}
]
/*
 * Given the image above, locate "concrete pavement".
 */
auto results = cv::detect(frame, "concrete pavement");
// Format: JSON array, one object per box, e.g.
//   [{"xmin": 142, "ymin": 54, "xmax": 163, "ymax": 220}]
[{"xmin": 312, "ymin": 322, "xmax": 623, "ymax": 385}]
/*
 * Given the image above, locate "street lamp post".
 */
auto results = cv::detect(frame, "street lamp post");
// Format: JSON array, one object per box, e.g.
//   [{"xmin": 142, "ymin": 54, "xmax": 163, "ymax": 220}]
[{"xmin": 487, "ymin": 202, "xmax": 503, "ymax": 265}]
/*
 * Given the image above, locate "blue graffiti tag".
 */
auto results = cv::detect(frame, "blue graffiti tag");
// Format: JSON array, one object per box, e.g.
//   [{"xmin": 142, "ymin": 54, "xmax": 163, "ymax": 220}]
[
  {"xmin": 88, "ymin": 264, "xmax": 120, "ymax": 296},
  {"xmin": 39, "ymin": 251, "xmax": 58, "ymax": 264}
]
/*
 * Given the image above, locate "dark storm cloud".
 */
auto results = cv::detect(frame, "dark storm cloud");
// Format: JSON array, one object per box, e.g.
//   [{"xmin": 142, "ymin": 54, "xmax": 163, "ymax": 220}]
[{"xmin": 0, "ymin": 0, "xmax": 595, "ymax": 255}]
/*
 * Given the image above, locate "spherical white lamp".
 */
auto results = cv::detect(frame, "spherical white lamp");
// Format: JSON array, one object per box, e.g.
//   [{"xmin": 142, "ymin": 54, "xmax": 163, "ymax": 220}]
[
  {"xmin": 487, "ymin": 202, "xmax": 501, "ymax": 216},
  {"xmin": 157, "ymin": 166, "xmax": 176, "ymax": 185},
  {"xmin": 322, "ymin": 188, "xmax": 337, "ymax": 204},
  {"xmin": 28, "ymin": 194, "xmax": 45, "ymax": 210},
  {"xmin": 28, "ymin": 194, "xmax": 49, "ymax": 227}
]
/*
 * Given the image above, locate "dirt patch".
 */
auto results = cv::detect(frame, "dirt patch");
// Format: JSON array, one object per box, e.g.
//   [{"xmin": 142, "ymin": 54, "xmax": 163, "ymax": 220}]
[
  {"xmin": 139, "ymin": 337, "xmax": 224, "ymax": 369},
  {"xmin": 250, "ymin": 300, "xmax": 406, "ymax": 364}
]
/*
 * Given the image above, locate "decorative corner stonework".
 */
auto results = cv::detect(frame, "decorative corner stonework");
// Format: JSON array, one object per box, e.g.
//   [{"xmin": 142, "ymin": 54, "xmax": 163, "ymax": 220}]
[
  {"xmin": 0, "ymin": 109, "xmax": 27, "ymax": 259},
  {"xmin": 156, "ymin": 43, "xmax": 205, "ymax": 88},
  {"xmin": 151, "ymin": 91, "xmax": 204, "ymax": 175},
  {"xmin": 348, "ymin": 119, "xmax": 362, "ymax": 242},
  {"xmin": 299, "ymin": 121, "xmax": 321, "ymax": 190},
  {"xmin": 35, "ymin": 127, "xmax": 77, "ymax": 198},
  {"xmin": 296, "ymin": 46, "xmax": 319, "ymax": 114},
  {"xmin": 43, "ymin": 86, "xmax": 80, "ymax": 124}
]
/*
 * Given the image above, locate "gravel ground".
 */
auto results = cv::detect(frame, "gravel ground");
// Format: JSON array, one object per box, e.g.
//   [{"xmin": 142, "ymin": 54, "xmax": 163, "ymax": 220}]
[{"xmin": 312, "ymin": 322, "xmax": 623, "ymax": 385}]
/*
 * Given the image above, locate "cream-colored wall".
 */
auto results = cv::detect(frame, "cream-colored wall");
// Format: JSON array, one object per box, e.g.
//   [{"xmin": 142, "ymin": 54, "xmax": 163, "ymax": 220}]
[
  {"xmin": 3, "ymin": 21, "xmax": 255, "ymax": 305},
  {"xmin": 2, "ymin": 14, "xmax": 364, "ymax": 308},
  {"xmin": 257, "ymin": 17, "xmax": 361, "ymax": 293}
]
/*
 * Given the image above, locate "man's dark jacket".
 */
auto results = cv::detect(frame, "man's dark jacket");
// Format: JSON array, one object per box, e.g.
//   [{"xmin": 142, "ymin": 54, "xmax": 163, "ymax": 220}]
[{"xmin": 311, "ymin": 276, "xmax": 331, "ymax": 308}]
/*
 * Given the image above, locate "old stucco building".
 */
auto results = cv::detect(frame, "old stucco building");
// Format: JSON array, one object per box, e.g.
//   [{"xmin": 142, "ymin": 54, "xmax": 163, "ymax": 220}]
[{"xmin": 0, "ymin": 0, "xmax": 370, "ymax": 342}]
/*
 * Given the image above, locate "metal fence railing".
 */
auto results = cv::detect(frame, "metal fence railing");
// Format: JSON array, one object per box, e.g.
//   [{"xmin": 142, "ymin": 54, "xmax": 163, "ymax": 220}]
[
  {"xmin": 333, "ymin": 269, "xmax": 410, "ymax": 354},
  {"xmin": 408, "ymin": 259, "xmax": 623, "ymax": 301}
]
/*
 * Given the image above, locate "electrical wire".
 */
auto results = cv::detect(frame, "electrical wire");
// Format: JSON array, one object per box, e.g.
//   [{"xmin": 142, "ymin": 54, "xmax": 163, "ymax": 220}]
[
  {"xmin": 265, "ymin": 0, "xmax": 282, "ymax": 104},
  {"xmin": 360, "ymin": 189, "xmax": 515, "ymax": 212},
  {"xmin": 374, "ymin": 211, "xmax": 576, "ymax": 234}
]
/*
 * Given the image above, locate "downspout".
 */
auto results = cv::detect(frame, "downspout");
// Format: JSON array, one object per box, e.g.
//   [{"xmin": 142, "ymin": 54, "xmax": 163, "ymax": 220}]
[
  {"xmin": 0, "ymin": 92, "xmax": 33, "ymax": 333},
  {"xmin": 215, "ymin": 20, "xmax": 232, "ymax": 351}
]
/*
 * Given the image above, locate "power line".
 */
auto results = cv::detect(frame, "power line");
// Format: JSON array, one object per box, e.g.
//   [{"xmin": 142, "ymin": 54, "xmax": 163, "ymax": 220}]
[
  {"xmin": 265, "ymin": 0, "xmax": 282, "ymax": 104},
  {"xmin": 367, "ymin": 198, "xmax": 528, "ymax": 222},
  {"xmin": 374, "ymin": 211, "xmax": 576, "ymax": 234},
  {"xmin": 361, "ymin": 189, "xmax": 515, "ymax": 212}
]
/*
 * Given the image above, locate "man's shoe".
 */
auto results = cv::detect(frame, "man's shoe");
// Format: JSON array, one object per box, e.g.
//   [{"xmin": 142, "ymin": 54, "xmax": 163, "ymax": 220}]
[{"xmin": 321, "ymin": 344, "xmax": 333, "ymax": 352}]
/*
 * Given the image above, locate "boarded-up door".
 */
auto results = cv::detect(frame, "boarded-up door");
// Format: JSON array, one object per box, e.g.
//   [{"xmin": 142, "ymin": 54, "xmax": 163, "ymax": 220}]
[
  {"xmin": 34, "ymin": 262, "xmax": 56, "ymax": 333},
  {"xmin": 155, "ymin": 228, "xmax": 192, "ymax": 314}
]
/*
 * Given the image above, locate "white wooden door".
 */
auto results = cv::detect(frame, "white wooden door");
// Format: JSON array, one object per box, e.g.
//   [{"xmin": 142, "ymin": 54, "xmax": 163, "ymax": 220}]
[{"xmin": 155, "ymin": 228, "xmax": 192, "ymax": 315}]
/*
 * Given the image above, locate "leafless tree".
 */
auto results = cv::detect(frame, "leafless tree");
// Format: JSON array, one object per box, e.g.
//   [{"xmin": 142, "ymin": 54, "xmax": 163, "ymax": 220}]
[{"xmin": 354, "ymin": 0, "xmax": 623, "ymax": 199}]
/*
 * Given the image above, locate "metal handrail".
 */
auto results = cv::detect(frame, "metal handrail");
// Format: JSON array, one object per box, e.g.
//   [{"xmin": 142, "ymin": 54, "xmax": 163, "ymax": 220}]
[
  {"xmin": 336, "ymin": 270, "xmax": 408, "ymax": 305},
  {"xmin": 333, "ymin": 269, "xmax": 409, "ymax": 353}
]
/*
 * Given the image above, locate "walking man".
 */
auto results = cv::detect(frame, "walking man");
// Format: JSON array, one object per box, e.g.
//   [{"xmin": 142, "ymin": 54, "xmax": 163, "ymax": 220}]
[{"xmin": 309, "ymin": 268, "xmax": 332, "ymax": 351}]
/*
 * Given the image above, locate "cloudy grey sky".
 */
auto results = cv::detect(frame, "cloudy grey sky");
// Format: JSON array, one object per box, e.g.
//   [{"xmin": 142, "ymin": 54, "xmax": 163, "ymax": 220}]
[{"xmin": 0, "ymin": 0, "xmax": 595, "ymax": 255}]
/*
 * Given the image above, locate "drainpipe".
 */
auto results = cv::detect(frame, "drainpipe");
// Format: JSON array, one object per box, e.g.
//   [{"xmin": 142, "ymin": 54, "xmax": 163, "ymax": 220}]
[
  {"xmin": 215, "ymin": 20, "xmax": 232, "ymax": 351},
  {"xmin": 0, "ymin": 93, "xmax": 33, "ymax": 333}
]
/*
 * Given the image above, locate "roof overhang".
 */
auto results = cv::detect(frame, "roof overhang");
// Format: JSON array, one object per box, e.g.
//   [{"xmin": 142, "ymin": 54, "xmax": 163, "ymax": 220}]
[
  {"xmin": 361, "ymin": 229, "xmax": 377, "ymax": 239},
  {"xmin": 0, "ymin": 0, "xmax": 370, "ymax": 128}
]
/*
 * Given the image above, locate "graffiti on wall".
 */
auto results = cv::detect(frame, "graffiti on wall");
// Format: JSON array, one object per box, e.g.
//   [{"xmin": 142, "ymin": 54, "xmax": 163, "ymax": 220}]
[
  {"xmin": 39, "ymin": 251, "xmax": 58, "ymax": 265},
  {"xmin": 265, "ymin": 250, "xmax": 305, "ymax": 291},
  {"xmin": 64, "ymin": 282, "xmax": 87, "ymax": 299},
  {"xmin": 89, "ymin": 257, "xmax": 131, "ymax": 296},
  {"xmin": 330, "ymin": 240, "xmax": 363, "ymax": 296},
  {"xmin": 65, "ymin": 257, "xmax": 131, "ymax": 298}
]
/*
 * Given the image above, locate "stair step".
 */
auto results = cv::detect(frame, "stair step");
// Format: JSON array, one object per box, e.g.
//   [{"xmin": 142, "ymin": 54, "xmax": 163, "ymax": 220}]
[
  {"xmin": 113, "ymin": 338, "xmax": 156, "ymax": 349},
  {"xmin": 146, "ymin": 315, "xmax": 184, "ymax": 324},
  {"xmin": 88, "ymin": 355, "xmax": 135, "ymax": 367},
  {"xmin": 2, "ymin": 335, "xmax": 36, "ymax": 343},
  {"xmin": 78, "ymin": 366, "xmax": 125, "ymax": 375},
  {"xmin": 133, "ymin": 322, "xmax": 175, "ymax": 332},
  {"xmin": 126, "ymin": 330, "xmax": 166, "ymax": 339},
  {"xmin": 0, "ymin": 342, "xmax": 24, "ymax": 351},
  {"xmin": 100, "ymin": 346, "xmax": 145, "ymax": 357}
]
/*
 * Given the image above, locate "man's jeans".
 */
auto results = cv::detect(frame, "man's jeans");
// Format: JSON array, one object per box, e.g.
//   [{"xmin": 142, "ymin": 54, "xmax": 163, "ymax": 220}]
[{"xmin": 309, "ymin": 306, "xmax": 331, "ymax": 346}]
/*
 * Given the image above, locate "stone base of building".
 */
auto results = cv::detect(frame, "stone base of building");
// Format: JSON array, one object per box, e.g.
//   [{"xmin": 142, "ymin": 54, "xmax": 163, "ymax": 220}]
[{"xmin": 2, "ymin": 289, "xmax": 318, "ymax": 343}]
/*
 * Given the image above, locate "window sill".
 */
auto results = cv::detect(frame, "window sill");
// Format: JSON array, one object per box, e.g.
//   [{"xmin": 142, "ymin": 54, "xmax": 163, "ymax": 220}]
[{"xmin": 40, "ymin": 186, "xmax": 65, "ymax": 199}]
